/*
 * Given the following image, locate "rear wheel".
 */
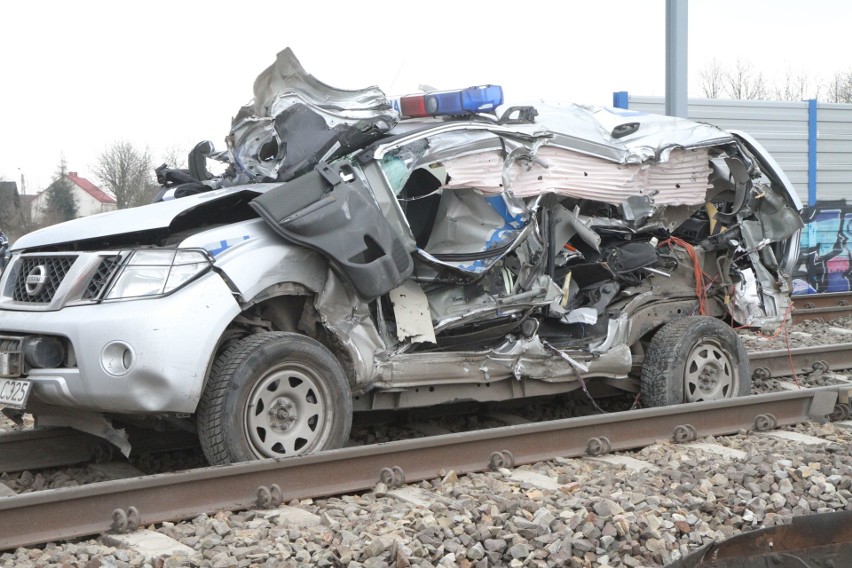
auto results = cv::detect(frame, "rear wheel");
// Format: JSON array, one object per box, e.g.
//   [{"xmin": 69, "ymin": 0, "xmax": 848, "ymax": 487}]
[
  {"xmin": 640, "ymin": 316, "xmax": 749, "ymax": 407},
  {"xmin": 197, "ymin": 332, "xmax": 352, "ymax": 465}
]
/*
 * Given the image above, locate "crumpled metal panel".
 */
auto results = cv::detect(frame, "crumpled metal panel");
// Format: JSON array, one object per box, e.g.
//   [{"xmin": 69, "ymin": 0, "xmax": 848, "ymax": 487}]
[
  {"xmin": 314, "ymin": 267, "xmax": 384, "ymax": 386},
  {"xmin": 528, "ymin": 104, "xmax": 735, "ymax": 164},
  {"xmin": 442, "ymin": 146, "xmax": 713, "ymax": 206},
  {"xmin": 248, "ymin": 49, "xmax": 391, "ymax": 120},
  {"xmin": 388, "ymin": 280, "xmax": 436, "ymax": 344},
  {"xmin": 421, "ymin": 190, "xmax": 528, "ymax": 273},
  {"xmin": 227, "ymin": 48, "xmax": 398, "ymax": 183}
]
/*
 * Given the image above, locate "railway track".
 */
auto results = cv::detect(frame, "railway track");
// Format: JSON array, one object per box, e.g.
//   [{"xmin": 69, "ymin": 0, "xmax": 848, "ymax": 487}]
[
  {"xmin": 0, "ymin": 384, "xmax": 848, "ymax": 552},
  {"xmin": 3, "ymin": 342, "xmax": 851, "ymax": 477},
  {"xmin": 791, "ymin": 291, "xmax": 852, "ymax": 324}
]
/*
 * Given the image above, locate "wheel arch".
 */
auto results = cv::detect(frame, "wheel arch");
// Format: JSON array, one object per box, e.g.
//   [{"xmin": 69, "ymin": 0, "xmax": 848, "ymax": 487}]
[
  {"xmin": 625, "ymin": 298, "xmax": 709, "ymax": 351},
  {"xmin": 200, "ymin": 282, "xmax": 360, "ymax": 401}
]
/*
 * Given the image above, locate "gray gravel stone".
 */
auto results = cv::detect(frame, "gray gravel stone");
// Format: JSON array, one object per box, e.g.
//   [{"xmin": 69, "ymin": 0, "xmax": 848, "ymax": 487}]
[{"xmin": 508, "ymin": 543, "xmax": 530, "ymax": 559}]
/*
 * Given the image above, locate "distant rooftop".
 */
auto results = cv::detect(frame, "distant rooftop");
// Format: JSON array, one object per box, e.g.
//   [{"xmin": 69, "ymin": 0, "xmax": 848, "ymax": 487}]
[{"xmin": 66, "ymin": 172, "xmax": 116, "ymax": 204}]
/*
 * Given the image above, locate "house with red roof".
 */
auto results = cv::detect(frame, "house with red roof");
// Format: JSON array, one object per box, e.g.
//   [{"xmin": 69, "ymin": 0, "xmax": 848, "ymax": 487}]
[{"xmin": 29, "ymin": 172, "xmax": 117, "ymax": 223}]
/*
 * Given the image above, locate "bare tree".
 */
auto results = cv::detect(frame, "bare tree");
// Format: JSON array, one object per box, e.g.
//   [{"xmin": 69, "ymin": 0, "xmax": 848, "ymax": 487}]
[
  {"xmin": 724, "ymin": 59, "xmax": 769, "ymax": 100},
  {"xmin": 772, "ymin": 67, "xmax": 819, "ymax": 101},
  {"xmin": 698, "ymin": 59, "xmax": 725, "ymax": 99},
  {"xmin": 161, "ymin": 145, "xmax": 188, "ymax": 170},
  {"xmin": 93, "ymin": 141, "xmax": 157, "ymax": 209},
  {"xmin": 825, "ymin": 70, "xmax": 852, "ymax": 103}
]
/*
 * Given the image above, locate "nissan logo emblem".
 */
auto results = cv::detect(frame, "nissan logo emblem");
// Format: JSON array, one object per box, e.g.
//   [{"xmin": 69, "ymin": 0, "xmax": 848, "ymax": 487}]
[{"xmin": 25, "ymin": 265, "xmax": 49, "ymax": 296}]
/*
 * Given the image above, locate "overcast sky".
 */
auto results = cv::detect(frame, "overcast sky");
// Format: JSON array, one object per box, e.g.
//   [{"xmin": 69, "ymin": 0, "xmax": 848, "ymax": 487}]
[{"xmin": 1, "ymin": 0, "xmax": 850, "ymax": 193}]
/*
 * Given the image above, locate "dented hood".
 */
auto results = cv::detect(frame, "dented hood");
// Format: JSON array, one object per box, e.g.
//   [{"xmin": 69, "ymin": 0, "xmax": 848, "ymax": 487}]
[{"xmin": 11, "ymin": 184, "xmax": 281, "ymax": 251}]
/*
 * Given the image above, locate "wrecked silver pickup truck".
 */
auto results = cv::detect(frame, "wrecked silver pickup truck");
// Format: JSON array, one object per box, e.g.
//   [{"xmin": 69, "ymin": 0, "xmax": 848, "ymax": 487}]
[{"xmin": 0, "ymin": 50, "xmax": 802, "ymax": 464}]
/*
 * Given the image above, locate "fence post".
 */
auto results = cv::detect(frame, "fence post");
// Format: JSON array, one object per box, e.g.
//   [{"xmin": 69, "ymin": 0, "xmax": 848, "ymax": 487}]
[{"xmin": 808, "ymin": 99, "xmax": 817, "ymax": 207}]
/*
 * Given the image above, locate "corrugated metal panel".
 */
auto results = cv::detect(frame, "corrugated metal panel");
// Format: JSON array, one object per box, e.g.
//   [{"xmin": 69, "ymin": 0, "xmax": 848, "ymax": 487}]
[
  {"xmin": 626, "ymin": 96, "xmax": 837, "ymax": 205},
  {"xmin": 817, "ymin": 102, "xmax": 852, "ymax": 201}
]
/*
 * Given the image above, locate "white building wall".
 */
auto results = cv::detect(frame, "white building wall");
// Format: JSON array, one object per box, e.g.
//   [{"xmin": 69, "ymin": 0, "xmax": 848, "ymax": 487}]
[
  {"xmin": 73, "ymin": 186, "xmax": 115, "ymax": 217},
  {"xmin": 28, "ymin": 181, "xmax": 116, "ymax": 223}
]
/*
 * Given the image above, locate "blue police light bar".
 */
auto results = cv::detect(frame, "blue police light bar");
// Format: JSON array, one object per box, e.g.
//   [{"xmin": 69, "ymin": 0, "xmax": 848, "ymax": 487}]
[{"xmin": 393, "ymin": 85, "xmax": 504, "ymax": 118}]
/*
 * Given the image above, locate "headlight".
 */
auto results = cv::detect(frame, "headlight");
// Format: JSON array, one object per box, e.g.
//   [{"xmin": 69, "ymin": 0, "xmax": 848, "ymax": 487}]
[{"xmin": 105, "ymin": 249, "xmax": 212, "ymax": 300}]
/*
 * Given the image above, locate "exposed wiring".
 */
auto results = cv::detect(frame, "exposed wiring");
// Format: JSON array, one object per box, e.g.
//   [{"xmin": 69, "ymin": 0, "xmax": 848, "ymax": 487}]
[
  {"xmin": 571, "ymin": 363, "xmax": 606, "ymax": 414},
  {"xmin": 663, "ymin": 238, "xmax": 800, "ymax": 385},
  {"xmin": 661, "ymin": 237, "xmax": 710, "ymax": 315},
  {"xmin": 629, "ymin": 391, "xmax": 642, "ymax": 410},
  {"xmin": 541, "ymin": 340, "xmax": 604, "ymax": 413}
]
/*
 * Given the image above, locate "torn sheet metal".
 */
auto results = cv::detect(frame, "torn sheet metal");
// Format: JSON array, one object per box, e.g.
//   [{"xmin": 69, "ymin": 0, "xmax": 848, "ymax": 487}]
[
  {"xmin": 389, "ymin": 280, "xmax": 436, "ymax": 344},
  {"xmin": 228, "ymin": 48, "xmax": 398, "ymax": 183},
  {"xmin": 551, "ymin": 204, "xmax": 601, "ymax": 252},
  {"xmin": 528, "ymin": 103, "xmax": 735, "ymax": 164},
  {"xmin": 314, "ymin": 267, "xmax": 385, "ymax": 386}
]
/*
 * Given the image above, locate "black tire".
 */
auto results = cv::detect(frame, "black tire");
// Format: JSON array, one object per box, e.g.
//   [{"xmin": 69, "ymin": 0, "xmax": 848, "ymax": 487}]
[
  {"xmin": 197, "ymin": 331, "xmax": 352, "ymax": 465},
  {"xmin": 640, "ymin": 316, "xmax": 750, "ymax": 407}
]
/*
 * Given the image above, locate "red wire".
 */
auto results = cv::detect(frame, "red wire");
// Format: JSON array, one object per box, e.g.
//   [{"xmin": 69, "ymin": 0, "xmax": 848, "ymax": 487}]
[
  {"xmin": 661, "ymin": 237, "xmax": 709, "ymax": 315},
  {"xmin": 660, "ymin": 238, "xmax": 799, "ymax": 384}
]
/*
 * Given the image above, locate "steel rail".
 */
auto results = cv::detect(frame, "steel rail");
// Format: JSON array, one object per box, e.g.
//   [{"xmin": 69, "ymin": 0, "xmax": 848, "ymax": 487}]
[
  {"xmin": 792, "ymin": 305, "xmax": 852, "ymax": 324},
  {"xmin": 792, "ymin": 291, "xmax": 852, "ymax": 324},
  {"xmin": 0, "ymin": 386, "xmax": 845, "ymax": 551},
  {"xmin": 793, "ymin": 291, "xmax": 852, "ymax": 310},
  {"xmin": 750, "ymin": 343, "xmax": 852, "ymax": 379}
]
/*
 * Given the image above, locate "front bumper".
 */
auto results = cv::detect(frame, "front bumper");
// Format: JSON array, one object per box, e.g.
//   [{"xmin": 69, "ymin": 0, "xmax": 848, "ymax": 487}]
[{"xmin": 0, "ymin": 272, "xmax": 240, "ymax": 414}]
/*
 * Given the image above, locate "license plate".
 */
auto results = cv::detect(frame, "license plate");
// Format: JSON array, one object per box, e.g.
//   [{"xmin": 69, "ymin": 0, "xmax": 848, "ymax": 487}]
[{"xmin": 0, "ymin": 378, "xmax": 31, "ymax": 409}]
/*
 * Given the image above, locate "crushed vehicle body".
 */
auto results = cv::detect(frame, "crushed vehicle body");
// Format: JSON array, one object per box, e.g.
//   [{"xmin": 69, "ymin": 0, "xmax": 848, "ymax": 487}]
[{"xmin": 0, "ymin": 49, "xmax": 802, "ymax": 464}]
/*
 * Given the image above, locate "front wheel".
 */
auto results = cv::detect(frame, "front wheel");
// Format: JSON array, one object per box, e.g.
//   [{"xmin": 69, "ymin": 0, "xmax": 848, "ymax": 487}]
[
  {"xmin": 640, "ymin": 316, "xmax": 750, "ymax": 407},
  {"xmin": 197, "ymin": 332, "xmax": 352, "ymax": 465}
]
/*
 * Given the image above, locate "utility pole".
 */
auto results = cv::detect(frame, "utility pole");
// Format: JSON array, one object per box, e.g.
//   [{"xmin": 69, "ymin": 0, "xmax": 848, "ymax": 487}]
[{"xmin": 665, "ymin": 0, "xmax": 688, "ymax": 118}]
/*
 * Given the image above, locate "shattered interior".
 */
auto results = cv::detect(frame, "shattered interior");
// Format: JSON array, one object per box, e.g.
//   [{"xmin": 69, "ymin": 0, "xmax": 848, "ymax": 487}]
[
  {"xmin": 2, "ymin": 49, "xmax": 803, "ymax": 431},
  {"xmin": 347, "ymin": 115, "xmax": 802, "ymax": 407}
]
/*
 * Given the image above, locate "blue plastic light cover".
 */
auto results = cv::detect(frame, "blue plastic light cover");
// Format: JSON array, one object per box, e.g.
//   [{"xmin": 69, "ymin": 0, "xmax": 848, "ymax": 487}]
[
  {"xmin": 461, "ymin": 85, "xmax": 503, "ymax": 112},
  {"xmin": 424, "ymin": 92, "xmax": 464, "ymax": 115}
]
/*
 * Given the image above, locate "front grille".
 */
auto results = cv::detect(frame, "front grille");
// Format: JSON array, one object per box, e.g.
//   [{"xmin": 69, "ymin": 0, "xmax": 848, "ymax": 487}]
[
  {"xmin": 12, "ymin": 256, "xmax": 76, "ymax": 304},
  {"xmin": 83, "ymin": 255, "xmax": 122, "ymax": 300}
]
